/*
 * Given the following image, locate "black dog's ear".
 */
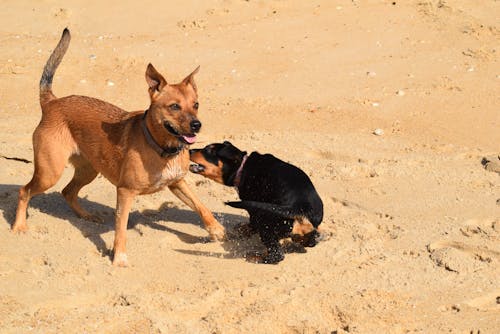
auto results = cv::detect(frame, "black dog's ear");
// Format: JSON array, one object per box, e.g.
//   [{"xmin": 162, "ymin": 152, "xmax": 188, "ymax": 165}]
[{"xmin": 223, "ymin": 140, "xmax": 232, "ymax": 146}]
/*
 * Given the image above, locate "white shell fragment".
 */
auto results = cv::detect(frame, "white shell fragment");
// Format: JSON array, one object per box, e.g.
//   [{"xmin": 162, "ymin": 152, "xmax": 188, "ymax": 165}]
[{"xmin": 373, "ymin": 128, "xmax": 384, "ymax": 136}]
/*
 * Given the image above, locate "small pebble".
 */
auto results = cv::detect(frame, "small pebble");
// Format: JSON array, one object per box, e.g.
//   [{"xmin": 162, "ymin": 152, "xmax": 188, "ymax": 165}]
[
  {"xmin": 437, "ymin": 305, "xmax": 448, "ymax": 312},
  {"xmin": 396, "ymin": 90, "xmax": 405, "ymax": 96},
  {"xmin": 373, "ymin": 128, "xmax": 384, "ymax": 136},
  {"xmin": 366, "ymin": 71, "xmax": 376, "ymax": 77},
  {"xmin": 372, "ymin": 102, "xmax": 380, "ymax": 107},
  {"xmin": 89, "ymin": 54, "xmax": 96, "ymax": 60},
  {"xmin": 467, "ymin": 67, "xmax": 474, "ymax": 72},
  {"xmin": 106, "ymin": 80, "xmax": 115, "ymax": 87}
]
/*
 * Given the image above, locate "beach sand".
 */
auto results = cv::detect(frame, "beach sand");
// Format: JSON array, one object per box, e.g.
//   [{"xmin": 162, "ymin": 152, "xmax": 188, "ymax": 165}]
[{"xmin": 0, "ymin": 1, "xmax": 499, "ymax": 332}]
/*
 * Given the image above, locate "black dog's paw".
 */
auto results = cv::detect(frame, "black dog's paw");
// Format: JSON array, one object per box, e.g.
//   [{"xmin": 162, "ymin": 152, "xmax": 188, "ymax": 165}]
[
  {"xmin": 245, "ymin": 249, "xmax": 284, "ymax": 264},
  {"xmin": 245, "ymin": 251, "xmax": 265, "ymax": 264},
  {"xmin": 262, "ymin": 248, "xmax": 285, "ymax": 264},
  {"xmin": 282, "ymin": 239, "xmax": 307, "ymax": 254}
]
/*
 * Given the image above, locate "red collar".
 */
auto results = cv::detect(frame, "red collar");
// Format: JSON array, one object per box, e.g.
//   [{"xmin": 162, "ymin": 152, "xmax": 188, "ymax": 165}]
[{"xmin": 233, "ymin": 154, "xmax": 248, "ymax": 187}]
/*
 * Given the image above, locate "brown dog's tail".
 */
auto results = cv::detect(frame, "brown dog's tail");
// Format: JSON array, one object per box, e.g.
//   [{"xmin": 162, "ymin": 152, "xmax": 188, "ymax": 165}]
[{"xmin": 39, "ymin": 28, "xmax": 71, "ymax": 107}]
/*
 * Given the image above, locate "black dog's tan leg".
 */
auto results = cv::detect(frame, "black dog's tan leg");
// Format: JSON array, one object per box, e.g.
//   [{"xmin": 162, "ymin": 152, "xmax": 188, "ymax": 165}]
[
  {"xmin": 62, "ymin": 155, "xmax": 100, "ymax": 222},
  {"xmin": 168, "ymin": 179, "xmax": 225, "ymax": 241},
  {"xmin": 112, "ymin": 187, "xmax": 136, "ymax": 267}
]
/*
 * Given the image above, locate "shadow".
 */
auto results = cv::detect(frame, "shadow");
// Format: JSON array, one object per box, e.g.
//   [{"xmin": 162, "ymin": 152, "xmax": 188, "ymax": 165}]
[
  {"xmin": 0, "ymin": 183, "xmax": 312, "ymax": 263},
  {"xmin": 172, "ymin": 235, "xmax": 309, "ymax": 263},
  {"xmin": 170, "ymin": 223, "xmax": 311, "ymax": 263},
  {"xmin": 0, "ymin": 183, "xmax": 255, "ymax": 260}
]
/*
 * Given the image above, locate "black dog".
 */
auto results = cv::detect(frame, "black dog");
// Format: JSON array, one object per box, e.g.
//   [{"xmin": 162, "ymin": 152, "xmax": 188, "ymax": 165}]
[{"xmin": 189, "ymin": 141, "xmax": 324, "ymax": 263}]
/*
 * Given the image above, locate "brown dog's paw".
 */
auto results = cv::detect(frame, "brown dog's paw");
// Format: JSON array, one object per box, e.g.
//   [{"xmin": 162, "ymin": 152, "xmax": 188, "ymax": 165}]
[
  {"xmin": 112, "ymin": 252, "xmax": 129, "ymax": 267},
  {"xmin": 11, "ymin": 223, "xmax": 28, "ymax": 233},
  {"xmin": 207, "ymin": 224, "xmax": 226, "ymax": 241}
]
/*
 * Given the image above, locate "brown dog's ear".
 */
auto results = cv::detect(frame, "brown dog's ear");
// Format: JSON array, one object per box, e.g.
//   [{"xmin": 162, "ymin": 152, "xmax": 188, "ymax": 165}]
[
  {"xmin": 182, "ymin": 66, "xmax": 200, "ymax": 92},
  {"xmin": 145, "ymin": 63, "xmax": 167, "ymax": 96}
]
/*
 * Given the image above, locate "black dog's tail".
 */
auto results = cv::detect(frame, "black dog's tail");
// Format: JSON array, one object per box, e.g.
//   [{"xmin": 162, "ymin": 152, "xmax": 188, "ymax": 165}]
[
  {"xmin": 226, "ymin": 201, "xmax": 298, "ymax": 219},
  {"xmin": 40, "ymin": 28, "xmax": 71, "ymax": 107}
]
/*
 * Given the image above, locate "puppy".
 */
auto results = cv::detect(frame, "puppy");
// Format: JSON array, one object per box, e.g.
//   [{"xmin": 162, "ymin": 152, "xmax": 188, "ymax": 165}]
[
  {"xmin": 189, "ymin": 141, "xmax": 324, "ymax": 264},
  {"xmin": 12, "ymin": 29, "xmax": 225, "ymax": 267}
]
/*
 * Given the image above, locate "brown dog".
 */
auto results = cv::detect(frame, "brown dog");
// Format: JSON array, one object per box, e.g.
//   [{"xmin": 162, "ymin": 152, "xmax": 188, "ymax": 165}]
[{"xmin": 12, "ymin": 28, "xmax": 225, "ymax": 266}]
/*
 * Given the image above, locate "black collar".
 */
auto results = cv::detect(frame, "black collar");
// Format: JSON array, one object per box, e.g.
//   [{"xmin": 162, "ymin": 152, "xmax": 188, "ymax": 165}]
[{"xmin": 142, "ymin": 110, "xmax": 184, "ymax": 158}]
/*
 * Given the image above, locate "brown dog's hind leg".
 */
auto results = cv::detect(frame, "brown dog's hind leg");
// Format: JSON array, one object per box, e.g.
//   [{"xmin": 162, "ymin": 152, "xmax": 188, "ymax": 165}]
[
  {"xmin": 62, "ymin": 155, "xmax": 100, "ymax": 222},
  {"xmin": 112, "ymin": 187, "xmax": 136, "ymax": 267},
  {"xmin": 12, "ymin": 135, "xmax": 69, "ymax": 232},
  {"xmin": 168, "ymin": 179, "xmax": 225, "ymax": 241}
]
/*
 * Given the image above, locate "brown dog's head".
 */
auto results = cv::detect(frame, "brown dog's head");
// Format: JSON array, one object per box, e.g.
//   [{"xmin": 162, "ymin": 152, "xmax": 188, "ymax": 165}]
[
  {"xmin": 189, "ymin": 141, "xmax": 246, "ymax": 186},
  {"xmin": 145, "ymin": 64, "xmax": 201, "ymax": 146}
]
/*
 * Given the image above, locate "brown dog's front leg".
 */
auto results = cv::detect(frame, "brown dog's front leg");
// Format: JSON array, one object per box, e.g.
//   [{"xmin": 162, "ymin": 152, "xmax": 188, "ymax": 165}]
[
  {"xmin": 168, "ymin": 179, "xmax": 225, "ymax": 241},
  {"xmin": 112, "ymin": 187, "xmax": 136, "ymax": 267}
]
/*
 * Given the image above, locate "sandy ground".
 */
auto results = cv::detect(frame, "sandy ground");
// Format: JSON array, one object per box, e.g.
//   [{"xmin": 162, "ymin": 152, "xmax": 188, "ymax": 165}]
[{"xmin": 1, "ymin": 0, "xmax": 499, "ymax": 333}]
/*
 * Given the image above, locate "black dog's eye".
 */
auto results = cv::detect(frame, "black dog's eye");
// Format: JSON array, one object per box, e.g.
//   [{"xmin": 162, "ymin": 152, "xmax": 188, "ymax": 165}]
[
  {"xmin": 169, "ymin": 103, "xmax": 181, "ymax": 111},
  {"xmin": 193, "ymin": 102, "xmax": 199, "ymax": 110}
]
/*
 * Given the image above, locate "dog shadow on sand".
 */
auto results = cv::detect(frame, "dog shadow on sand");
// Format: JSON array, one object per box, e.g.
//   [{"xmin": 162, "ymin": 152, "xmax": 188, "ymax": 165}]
[{"xmin": 0, "ymin": 183, "xmax": 299, "ymax": 263}]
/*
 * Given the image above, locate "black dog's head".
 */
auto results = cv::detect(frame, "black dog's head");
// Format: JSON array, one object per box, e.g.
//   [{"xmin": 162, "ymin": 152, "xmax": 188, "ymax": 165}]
[{"xmin": 189, "ymin": 141, "xmax": 246, "ymax": 186}]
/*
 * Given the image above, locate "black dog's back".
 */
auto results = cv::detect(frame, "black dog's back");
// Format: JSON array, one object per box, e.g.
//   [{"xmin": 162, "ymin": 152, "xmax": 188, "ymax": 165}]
[
  {"xmin": 234, "ymin": 152, "xmax": 323, "ymax": 226},
  {"xmin": 189, "ymin": 142, "xmax": 324, "ymax": 263}
]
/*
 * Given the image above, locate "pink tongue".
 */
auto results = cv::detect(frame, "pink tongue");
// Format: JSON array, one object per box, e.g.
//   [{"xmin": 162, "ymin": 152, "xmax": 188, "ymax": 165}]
[{"xmin": 183, "ymin": 135, "xmax": 197, "ymax": 144}]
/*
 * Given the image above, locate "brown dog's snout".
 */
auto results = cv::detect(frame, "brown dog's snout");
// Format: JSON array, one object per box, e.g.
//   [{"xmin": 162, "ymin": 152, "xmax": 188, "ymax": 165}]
[{"xmin": 190, "ymin": 120, "xmax": 201, "ymax": 133}]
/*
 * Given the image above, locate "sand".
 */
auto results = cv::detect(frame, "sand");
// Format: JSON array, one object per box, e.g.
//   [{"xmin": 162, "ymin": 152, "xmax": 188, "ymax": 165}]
[{"xmin": 0, "ymin": 1, "xmax": 499, "ymax": 333}]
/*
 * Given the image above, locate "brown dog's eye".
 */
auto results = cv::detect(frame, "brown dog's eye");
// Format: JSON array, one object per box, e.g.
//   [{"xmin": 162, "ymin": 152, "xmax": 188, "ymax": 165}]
[
  {"xmin": 193, "ymin": 102, "xmax": 199, "ymax": 110},
  {"xmin": 169, "ymin": 103, "xmax": 181, "ymax": 111}
]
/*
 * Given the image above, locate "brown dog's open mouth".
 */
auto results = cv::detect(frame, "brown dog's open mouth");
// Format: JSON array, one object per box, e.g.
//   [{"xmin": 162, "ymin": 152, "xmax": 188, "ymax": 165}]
[
  {"xmin": 164, "ymin": 121, "xmax": 197, "ymax": 144},
  {"xmin": 189, "ymin": 163, "xmax": 205, "ymax": 173}
]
